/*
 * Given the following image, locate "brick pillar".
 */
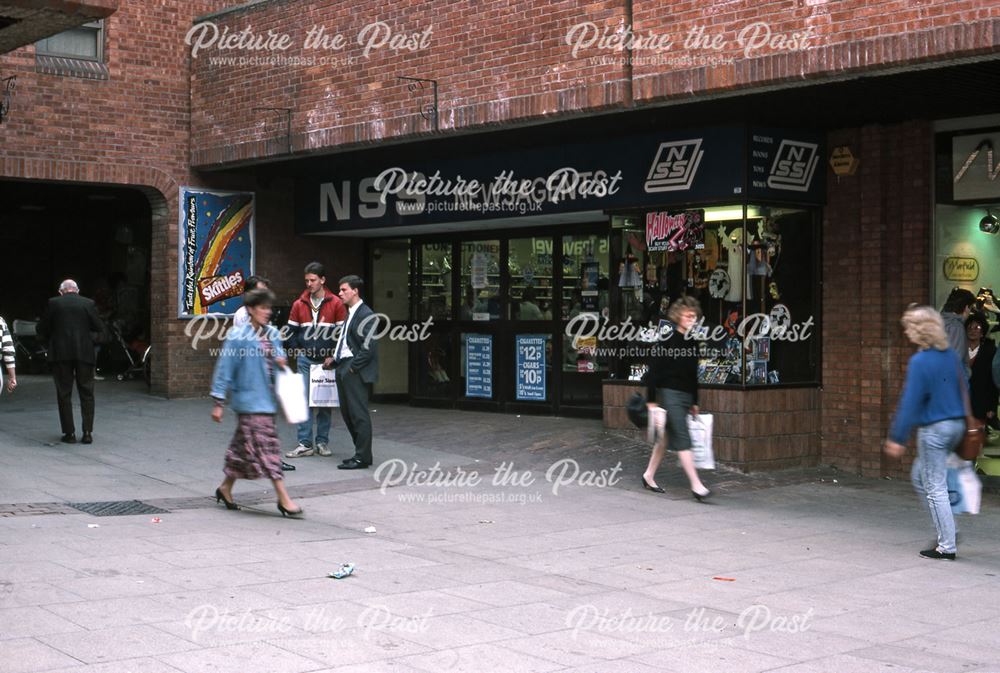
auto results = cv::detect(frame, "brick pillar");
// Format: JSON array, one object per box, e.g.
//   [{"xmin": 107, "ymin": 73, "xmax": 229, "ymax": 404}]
[{"xmin": 822, "ymin": 121, "xmax": 932, "ymax": 477}]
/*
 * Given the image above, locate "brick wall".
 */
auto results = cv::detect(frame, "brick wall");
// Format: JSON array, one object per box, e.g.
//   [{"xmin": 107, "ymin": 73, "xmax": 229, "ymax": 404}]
[
  {"xmin": 189, "ymin": 0, "xmax": 1000, "ymax": 168},
  {"xmin": 0, "ymin": 1, "xmax": 363, "ymax": 397},
  {"xmin": 604, "ymin": 382, "xmax": 820, "ymax": 472},
  {"xmin": 821, "ymin": 120, "xmax": 932, "ymax": 478}
]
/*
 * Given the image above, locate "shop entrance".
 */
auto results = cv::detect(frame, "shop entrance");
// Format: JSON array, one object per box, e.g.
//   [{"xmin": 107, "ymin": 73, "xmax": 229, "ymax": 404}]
[
  {"xmin": 391, "ymin": 225, "xmax": 610, "ymax": 416},
  {"xmin": 0, "ymin": 180, "xmax": 152, "ymax": 377}
]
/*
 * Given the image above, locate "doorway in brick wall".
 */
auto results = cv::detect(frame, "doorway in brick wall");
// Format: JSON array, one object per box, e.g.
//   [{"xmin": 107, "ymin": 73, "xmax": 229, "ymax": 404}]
[
  {"xmin": 369, "ymin": 238, "xmax": 410, "ymax": 400},
  {"xmin": 0, "ymin": 180, "xmax": 151, "ymax": 380}
]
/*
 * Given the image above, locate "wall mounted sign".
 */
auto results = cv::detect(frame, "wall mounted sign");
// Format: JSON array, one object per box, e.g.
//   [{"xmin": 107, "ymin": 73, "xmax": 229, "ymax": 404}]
[
  {"xmin": 177, "ymin": 188, "xmax": 254, "ymax": 318},
  {"xmin": 829, "ymin": 146, "xmax": 859, "ymax": 176},
  {"xmin": 746, "ymin": 128, "xmax": 824, "ymax": 201},
  {"xmin": 515, "ymin": 334, "xmax": 546, "ymax": 401},
  {"xmin": 943, "ymin": 256, "xmax": 979, "ymax": 282},
  {"xmin": 464, "ymin": 334, "xmax": 493, "ymax": 398},
  {"xmin": 952, "ymin": 132, "xmax": 1000, "ymax": 201},
  {"xmin": 295, "ymin": 126, "xmax": 824, "ymax": 234}
]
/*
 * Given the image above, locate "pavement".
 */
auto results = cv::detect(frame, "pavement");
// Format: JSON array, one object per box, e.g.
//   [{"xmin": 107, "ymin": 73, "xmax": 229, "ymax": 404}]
[{"xmin": 1, "ymin": 375, "xmax": 999, "ymax": 673}]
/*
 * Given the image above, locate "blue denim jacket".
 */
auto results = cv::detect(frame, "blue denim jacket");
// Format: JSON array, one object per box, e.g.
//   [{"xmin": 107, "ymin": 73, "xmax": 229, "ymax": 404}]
[{"xmin": 211, "ymin": 323, "xmax": 285, "ymax": 414}]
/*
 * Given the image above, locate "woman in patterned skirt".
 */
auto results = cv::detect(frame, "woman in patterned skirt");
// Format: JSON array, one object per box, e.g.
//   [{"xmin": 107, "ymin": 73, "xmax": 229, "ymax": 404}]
[{"xmin": 210, "ymin": 288, "xmax": 302, "ymax": 517}]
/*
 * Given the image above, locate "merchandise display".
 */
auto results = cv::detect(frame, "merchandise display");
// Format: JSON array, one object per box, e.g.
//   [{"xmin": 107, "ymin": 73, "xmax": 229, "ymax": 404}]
[{"xmin": 617, "ymin": 205, "xmax": 817, "ymax": 387}]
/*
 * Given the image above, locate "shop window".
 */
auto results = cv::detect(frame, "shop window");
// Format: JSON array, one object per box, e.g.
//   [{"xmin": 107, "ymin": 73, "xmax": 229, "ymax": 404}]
[
  {"xmin": 561, "ymin": 234, "xmax": 611, "ymax": 381},
  {"xmin": 934, "ymin": 204, "xmax": 1000, "ymax": 311},
  {"xmin": 614, "ymin": 205, "xmax": 819, "ymax": 386},
  {"xmin": 933, "ymin": 126, "xmax": 1000, "ymax": 327},
  {"xmin": 414, "ymin": 332, "xmax": 453, "ymax": 399},
  {"xmin": 460, "ymin": 240, "xmax": 500, "ymax": 321},
  {"xmin": 509, "ymin": 237, "xmax": 554, "ymax": 320},
  {"xmin": 418, "ymin": 242, "xmax": 452, "ymax": 322},
  {"xmin": 561, "ymin": 234, "xmax": 609, "ymax": 320}
]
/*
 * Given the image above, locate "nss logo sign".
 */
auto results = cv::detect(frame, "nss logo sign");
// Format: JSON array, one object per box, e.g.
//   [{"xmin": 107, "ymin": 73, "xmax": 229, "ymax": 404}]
[{"xmin": 644, "ymin": 139, "xmax": 704, "ymax": 193}]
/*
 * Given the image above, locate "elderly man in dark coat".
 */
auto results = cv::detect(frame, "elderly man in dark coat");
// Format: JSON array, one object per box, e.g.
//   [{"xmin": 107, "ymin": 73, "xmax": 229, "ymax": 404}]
[{"xmin": 37, "ymin": 279, "xmax": 106, "ymax": 444}]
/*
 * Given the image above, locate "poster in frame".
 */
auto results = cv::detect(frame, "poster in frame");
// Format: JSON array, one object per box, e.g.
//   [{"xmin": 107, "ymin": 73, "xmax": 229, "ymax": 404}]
[{"xmin": 177, "ymin": 188, "xmax": 255, "ymax": 318}]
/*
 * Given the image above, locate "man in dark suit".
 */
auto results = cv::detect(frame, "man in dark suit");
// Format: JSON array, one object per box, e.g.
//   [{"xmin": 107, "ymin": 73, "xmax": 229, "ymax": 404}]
[
  {"xmin": 37, "ymin": 279, "xmax": 105, "ymax": 444},
  {"xmin": 333, "ymin": 275, "xmax": 379, "ymax": 469}
]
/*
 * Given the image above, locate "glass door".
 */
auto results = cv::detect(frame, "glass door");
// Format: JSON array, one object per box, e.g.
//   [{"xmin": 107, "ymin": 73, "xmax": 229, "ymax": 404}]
[
  {"xmin": 560, "ymin": 234, "xmax": 611, "ymax": 407},
  {"xmin": 508, "ymin": 236, "xmax": 555, "ymax": 409},
  {"xmin": 413, "ymin": 242, "xmax": 454, "ymax": 400},
  {"xmin": 457, "ymin": 239, "xmax": 502, "ymax": 409}
]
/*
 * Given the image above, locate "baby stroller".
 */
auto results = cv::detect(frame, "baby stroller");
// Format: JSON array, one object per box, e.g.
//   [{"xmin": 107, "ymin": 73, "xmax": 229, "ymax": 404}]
[
  {"xmin": 97, "ymin": 320, "xmax": 150, "ymax": 383},
  {"xmin": 11, "ymin": 319, "xmax": 49, "ymax": 374}
]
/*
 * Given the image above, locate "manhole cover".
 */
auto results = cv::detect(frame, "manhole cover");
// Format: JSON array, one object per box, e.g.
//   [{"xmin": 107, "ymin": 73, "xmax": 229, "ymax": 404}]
[{"xmin": 67, "ymin": 500, "xmax": 169, "ymax": 517}]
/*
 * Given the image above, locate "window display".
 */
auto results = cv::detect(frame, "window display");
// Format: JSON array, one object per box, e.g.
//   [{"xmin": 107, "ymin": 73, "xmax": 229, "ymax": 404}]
[
  {"xmin": 562, "ymin": 235, "xmax": 611, "ymax": 379},
  {"xmin": 418, "ymin": 243, "xmax": 451, "ymax": 321},
  {"xmin": 614, "ymin": 204, "xmax": 819, "ymax": 387},
  {"xmin": 461, "ymin": 240, "xmax": 500, "ymax": 321},
  {"xmin": 509, "ymin": 238, "xmax": 554, "ymax": 321}
]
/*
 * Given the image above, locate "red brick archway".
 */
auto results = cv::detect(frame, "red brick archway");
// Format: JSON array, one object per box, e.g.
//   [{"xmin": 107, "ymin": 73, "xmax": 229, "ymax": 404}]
[{"xmin": 0, "ymin": 157, "xmax": 178, "ymax": 395}]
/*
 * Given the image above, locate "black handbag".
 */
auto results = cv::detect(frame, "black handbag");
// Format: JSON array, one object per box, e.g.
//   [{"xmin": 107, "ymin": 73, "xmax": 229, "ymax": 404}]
[{"xmin": 626, "ymin": 392, "xmax": 648, "ymax": 428}]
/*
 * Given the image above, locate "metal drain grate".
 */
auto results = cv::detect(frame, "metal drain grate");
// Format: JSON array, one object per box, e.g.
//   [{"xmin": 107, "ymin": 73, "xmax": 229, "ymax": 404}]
[{"xmin": 67, "ymin": 500, "xmax": 169, "ymax": 517}]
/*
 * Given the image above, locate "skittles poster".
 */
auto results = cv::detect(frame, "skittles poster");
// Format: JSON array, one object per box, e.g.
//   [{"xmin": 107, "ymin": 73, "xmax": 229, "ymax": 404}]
[{"xmin": 178, "ymin": 188, "xmax": 255, "ymax": 317}]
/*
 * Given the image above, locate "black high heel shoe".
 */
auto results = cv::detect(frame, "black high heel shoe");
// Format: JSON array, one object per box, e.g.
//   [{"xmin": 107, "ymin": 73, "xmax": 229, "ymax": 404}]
[
  {"xmin": 277, "ymin": 503, "xmax": 304, "ymax": 518},
  {"xmin": 642, "ymin": 477, "xmax": 665, "ymax": 494},
  {"xmin": 215, "ymin": 488, "xmax": 238, "ymax": 510},
  {"xmin": 691, "ymin": 488, "xmax": 712, "ymax": 503}
]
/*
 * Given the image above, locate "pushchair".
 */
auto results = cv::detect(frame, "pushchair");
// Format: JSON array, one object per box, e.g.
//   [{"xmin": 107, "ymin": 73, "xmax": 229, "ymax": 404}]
[
  {"xmin": 97, "ymin": 320, "xmax": 150, "ymax": 384},
  {"xmin": 11, "ymin": 319, "xmax": 49, "ymax": 374}
]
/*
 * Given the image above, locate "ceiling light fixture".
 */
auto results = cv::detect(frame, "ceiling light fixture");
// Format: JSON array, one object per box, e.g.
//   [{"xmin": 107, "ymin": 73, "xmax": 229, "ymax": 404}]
[{"xmin": 980, "ymin": 209, "xmax": 999, "ymax": 235}]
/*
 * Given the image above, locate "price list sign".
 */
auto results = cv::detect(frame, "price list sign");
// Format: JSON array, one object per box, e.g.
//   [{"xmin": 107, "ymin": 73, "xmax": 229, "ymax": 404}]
[
  {"xmin": 516, "ymin": 335, "xmax": 546, "ymax": 401},
  {"xmin": 465, "ymin": 334, "xmax": 493, "ymax": 399}
]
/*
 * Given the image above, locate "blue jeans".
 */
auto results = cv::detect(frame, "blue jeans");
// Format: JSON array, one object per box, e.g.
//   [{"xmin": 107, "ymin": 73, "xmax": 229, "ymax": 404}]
[
  {"xmin": 297, "ymin": 355, "xmax": 331, "ymax": 447},
  {"xmin": 910, "ymin": 418, "xmax": 964, "ymax": 553}
]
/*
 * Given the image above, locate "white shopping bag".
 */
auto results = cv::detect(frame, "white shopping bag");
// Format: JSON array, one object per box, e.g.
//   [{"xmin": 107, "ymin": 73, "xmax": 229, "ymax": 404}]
[
  {"xmin": 947, "ymin": 454, "xmax": 982, "ymax": 515},
  {"xmin": 648, "ymin": 406, "xmax": 666, "ymax": 444},
  {"xmin": 309, "ymin": 364, "xmax": 339, "ymax": 407},
  {"xmin": 275, "ymin": 366, "xmax": 308, "ymax": 424},
  {"xmin": 688, "ymin": 413, "xmax": 715, "ymax": 470}
]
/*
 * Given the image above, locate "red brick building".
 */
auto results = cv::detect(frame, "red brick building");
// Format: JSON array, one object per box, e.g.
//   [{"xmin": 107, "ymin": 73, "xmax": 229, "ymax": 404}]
[{"xmin": 2, "ymin": 0, "xmax": 999, "ymax": 476}]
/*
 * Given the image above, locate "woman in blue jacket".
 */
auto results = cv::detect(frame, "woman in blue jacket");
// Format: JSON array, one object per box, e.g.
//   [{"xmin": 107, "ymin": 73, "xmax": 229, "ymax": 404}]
[
  {"xmin": 211, "ymin": 288, "xmax": 302, "ymax": 517},
  {"xmin": 884, "ymin": 305, "xmax": 965, "ymax": 560}
]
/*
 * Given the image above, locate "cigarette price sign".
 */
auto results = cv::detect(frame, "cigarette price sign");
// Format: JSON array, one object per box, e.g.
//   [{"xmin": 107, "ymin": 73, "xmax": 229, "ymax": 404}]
[{"xmin": 516, "ymin": 335, "xmax": 546, "ymax": 401}]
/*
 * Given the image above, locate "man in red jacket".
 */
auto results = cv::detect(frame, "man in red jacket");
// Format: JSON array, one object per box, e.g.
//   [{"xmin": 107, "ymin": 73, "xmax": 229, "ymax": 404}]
[{"xmin": 284, "ymin": 262, "xmax": 346, "ymax": 459}]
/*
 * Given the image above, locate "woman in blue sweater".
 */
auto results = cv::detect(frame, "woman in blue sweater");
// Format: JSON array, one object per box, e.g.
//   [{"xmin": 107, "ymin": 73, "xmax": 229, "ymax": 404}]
[
  {"xmin": 211, "ymin": 288, "xmax": 302, "ymax": 517},
  {"xmin": 884, "ymin": 305, "xmax": 965, "ymax": 560}
]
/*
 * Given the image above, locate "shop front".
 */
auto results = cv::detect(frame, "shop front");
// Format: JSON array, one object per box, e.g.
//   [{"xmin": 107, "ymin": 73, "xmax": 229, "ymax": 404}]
[
  {"xmin": 934, "ymin": 114, "xmax": 1000, "ymax": 477},
  {"xmin": 292, "ymin": 123, "xmax": 825, "ymax": 465}
]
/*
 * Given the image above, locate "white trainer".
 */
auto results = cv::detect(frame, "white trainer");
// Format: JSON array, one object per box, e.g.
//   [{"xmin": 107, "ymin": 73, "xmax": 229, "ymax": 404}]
[
  {"xmin": 285, "ymin": 443, "xmax": 314, "ymax": 458},
  {"xmin": 315, "ymin": 443, "xmax": 332, "ymax": 457}
]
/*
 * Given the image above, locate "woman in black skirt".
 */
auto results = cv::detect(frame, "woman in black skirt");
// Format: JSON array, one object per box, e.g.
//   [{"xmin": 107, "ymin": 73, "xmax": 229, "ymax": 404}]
[{"xmin": 642, "ymin": 296, "xmax": 711, "ymax": 501}]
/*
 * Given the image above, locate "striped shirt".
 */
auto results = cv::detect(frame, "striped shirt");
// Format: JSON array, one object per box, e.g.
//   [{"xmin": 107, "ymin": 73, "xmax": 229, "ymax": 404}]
[{"xmin": 0, "ymin": 317, "xmax": 14, "ymax": 370}]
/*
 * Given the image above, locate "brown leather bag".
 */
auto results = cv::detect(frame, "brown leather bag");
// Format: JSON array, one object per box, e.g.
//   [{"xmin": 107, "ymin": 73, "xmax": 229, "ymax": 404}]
[{"xmin": 956, "ymin": 357, "xmax": 985, "ymax": 461}]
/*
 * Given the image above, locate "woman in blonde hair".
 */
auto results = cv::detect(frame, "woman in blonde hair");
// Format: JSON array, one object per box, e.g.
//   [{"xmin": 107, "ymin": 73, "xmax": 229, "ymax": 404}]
[
  {"xmin": 642, "ymin": 295, "xmax": 711, "ymax": 501},
  {"xmin": 884, "ymin": 305, "xmax": 965, "ymax": 560}
]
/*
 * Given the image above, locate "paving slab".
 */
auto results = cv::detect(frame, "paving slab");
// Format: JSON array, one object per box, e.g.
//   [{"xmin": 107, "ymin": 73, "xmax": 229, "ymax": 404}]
[{"xmin": 2, "ymin": 377, "xmax": 1000, "ymax": 672}]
